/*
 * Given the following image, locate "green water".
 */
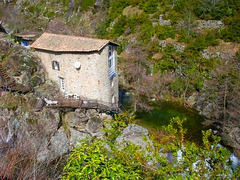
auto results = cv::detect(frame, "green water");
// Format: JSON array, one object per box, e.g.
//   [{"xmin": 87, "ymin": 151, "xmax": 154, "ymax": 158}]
[{"xmin": 136, "ymin": 101, "xmax": 207, "ymax": 144}]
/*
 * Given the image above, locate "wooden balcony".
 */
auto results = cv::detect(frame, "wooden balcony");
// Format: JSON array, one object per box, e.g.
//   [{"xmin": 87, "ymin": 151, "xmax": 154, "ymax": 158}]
[{"xmin": 45, "ymin": 98, "xmax": 119, "ymax": 113}]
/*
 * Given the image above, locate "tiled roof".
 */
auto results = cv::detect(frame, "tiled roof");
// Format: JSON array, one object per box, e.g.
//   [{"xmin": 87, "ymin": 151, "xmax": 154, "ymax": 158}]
[{"xmin": 31, "ymin": 33, "xmax": 118, "ymax": 52}]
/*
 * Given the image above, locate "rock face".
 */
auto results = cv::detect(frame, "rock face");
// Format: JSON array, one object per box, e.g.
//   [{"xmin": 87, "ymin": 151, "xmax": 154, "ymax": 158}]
[
  {"xmin": 36, "ymin": 108, "xmax": 112, "ymax": 162},
  {"xmin": 116, "ymin": 124, "xmax": 154, "ymax": 150},
  {"xmin": 221, "ymin": 127, "xmax": 240, "ymax": 158},
  {"xmin": 158, "ymin": 40, "xmax": 186, "ymax": 52},
  {"xmin": 201, "ymin": 49, "xmax": 234, "ymax": 60},
  {"xmin": 0, "ymin": 33, "xmax": 12, "ymax": 52},
  {"xmin": 0, "ymin": 100, "xmax": 112, "ymax": 162},
  {"xmin": 196, "ymin": 93, "xmax": 240, "ymax": 158},
  {"xmin": 159, "ymin": 15, "xmax": 171, "ymax": 26}
]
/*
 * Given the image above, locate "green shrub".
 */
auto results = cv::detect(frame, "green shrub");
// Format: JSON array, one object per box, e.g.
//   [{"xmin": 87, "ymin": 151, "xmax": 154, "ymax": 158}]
[
  {"xmin": 186, "ymin": 31, "xmax": 219, "ymax": 52},
  {"xmin": 109, "ymin": 12, "xmax": 151, "ymax": 38},
  {"xmin": 80, "ymin": 0, "xmax": 96, "ymax": 11},
  {"xmin": 109, "ymin": 0, "xmax": 131, "ymax": 22},
  {"xmin": 177, "ymin": 29, "xmax": 191, "ymax": 43},
  {"xmin": 154, "ymin": 25, "xmax": 176, "ymax": 40},
  {"xmin": 109, "ymin": 15, "xmax": 128, "ymax": 37},
  {"xmin": 62, "ymin": 139, "xmax": 143, "ymax": 179},
  {"xmin": 128, "ymin": 13, "xmax": 151, "ymax": 33},
  {"xmin": 154, "ymin": 45, "xmax": 178, "ymax": 72},
  {"xmin": 139, "ymin": 23, "xmax": 153, "ymax": 43},
  {"xmin": 166, "ymin": 10, "xmax": 183, "ymax": 24},
  {"xmin": 221, "ymin": 15, "xmax": 240, "ymax": 42},
  {"xmin": 62, "ymin": 115, "xmax": 237, "ymax": 179},
  {"xmin": 139, "ymin": 0, "xmax": 158, "ymax": 14}
]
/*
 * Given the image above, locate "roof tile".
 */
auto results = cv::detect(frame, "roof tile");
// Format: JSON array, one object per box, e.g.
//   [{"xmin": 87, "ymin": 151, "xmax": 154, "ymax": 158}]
[{"xmin": 31, "ymin": 33, "xmax": 118, "ymax": 52}]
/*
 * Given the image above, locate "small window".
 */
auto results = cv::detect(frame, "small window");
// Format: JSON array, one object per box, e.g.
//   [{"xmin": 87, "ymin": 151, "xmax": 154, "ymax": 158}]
[
  {"xmin": 112, "ymin": 95, "xmax": 115, "ymax": 104},
  {"xmin": 52, "ymin": 61, "xmax": 60, "ymax": 70},
  {"xmin": 110, "ymin": 79, "xmax": 114, "ymax": 87},
  {"xmin": 59, "ymin": 77, "xmax": 65, "ymax": 92},
  {"xmin": 108, "ymin": 45, "xmax": 113, "ymax": 69}
]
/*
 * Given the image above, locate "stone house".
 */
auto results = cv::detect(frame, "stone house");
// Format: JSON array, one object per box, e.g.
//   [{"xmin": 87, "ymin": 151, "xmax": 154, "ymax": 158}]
[{"xmin": 31, "ymin": 33, "xmax": 119, "ymax": 107}]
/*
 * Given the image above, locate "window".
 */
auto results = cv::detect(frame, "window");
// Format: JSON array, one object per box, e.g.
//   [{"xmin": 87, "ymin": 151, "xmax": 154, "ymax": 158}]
[
  {"xmin": 112, "ymin": 95, "xmax": 115, "ymax": 104},
  {"xmin": 108, "ymin": 45, "xmax": 115, "ymax": 78},
  {"xmin": 110, "ymin": 79, "xmax": 114, "ymax": 87},
  {"xmin": 52, "ymin": 61, "xmax": 60, "ymax": 70},
  {"xmin": 59, "ymin": 77, "xmax": 65, "ymax": 92},
  {"xmin": 108, "ymin": 45, "xmax": 113, "ymax": 68}
]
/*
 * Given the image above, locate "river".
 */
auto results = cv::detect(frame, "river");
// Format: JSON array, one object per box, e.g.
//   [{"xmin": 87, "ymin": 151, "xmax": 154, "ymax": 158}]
[
  {"xmin": 136, "ymin": 101, "xmax": 208, "ymax": 144},
  {"xmin": 120, "ymin": 90, "xmax": 208, "ymax": 144},
  {"xmin": 119, "ymin": 91, "xmax": 240, "ymax": 170}
]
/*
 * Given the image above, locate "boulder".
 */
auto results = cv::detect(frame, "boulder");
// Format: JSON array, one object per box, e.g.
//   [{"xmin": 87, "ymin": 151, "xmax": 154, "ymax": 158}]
[
  {"xmin": 70, "ymin": 129, "xmax": 88, "ymax": 147},
  {"xmin": 116, "ymin": 124, "xmax": 154, "ymax": 150},
  {"xmin": 66, "ymin": 111, "xmax": 89, "ymax": 128},
  {"xmin": 86, "ymin": 117, "xmax": 103, "ymax": 134},
  {"xmin": 37, "ymin": 128, "xmax": 70, "ymax": 161}
]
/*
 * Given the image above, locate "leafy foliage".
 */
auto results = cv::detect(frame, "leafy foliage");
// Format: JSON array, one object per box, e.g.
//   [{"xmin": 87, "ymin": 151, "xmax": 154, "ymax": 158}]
[
  {"xmin": 62, "ymin": 115, "xmax": 239, "ymax": 179},
  {"xmin": 139, "ymin": 0, "xmax": 159, "ymax": 14},
  {"xmin": 154, "ymin": 25, "xmax": 176, "ymax": 40},
  {"xmin": 221, "ymin": 15, "xmax": 240, "ymax": 42},
  {"xmin": 62, "ymin": 139, "xmax": 142, "ymax": 179}
]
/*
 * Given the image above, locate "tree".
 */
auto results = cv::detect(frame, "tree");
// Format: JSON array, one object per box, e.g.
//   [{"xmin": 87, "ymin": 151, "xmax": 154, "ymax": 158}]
[
  {"xmin": 202, "ymin": 56, "xmax": 240, "ymax": 137},
  {"xmin": 182, "ymin": 7, "xmax": 197, "ymax": 36},
  {"xmin": 122, "ymin": 44, "xmax": 159, "ymax": 111}
]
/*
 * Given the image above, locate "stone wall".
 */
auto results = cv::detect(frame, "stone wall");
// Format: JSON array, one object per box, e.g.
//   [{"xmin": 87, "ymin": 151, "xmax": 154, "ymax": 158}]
[
  {"xmin": 34, "ymin": 45, "xmax": 119, "ymax": 106},
  {"xmin": 197, "ymin": 20, "xmax": 224, "ymax": 29},
  {"xmin": 159, "ymin": 40, "xmax": 185, "ymax": 52},
  {"xmin": 201, "ymin": 49, "xmax": 234, "ymax": 60}
]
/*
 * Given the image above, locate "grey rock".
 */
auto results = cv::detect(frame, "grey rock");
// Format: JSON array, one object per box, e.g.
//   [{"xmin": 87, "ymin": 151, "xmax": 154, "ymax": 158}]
[
  {"xmin": 197, "ymin": 20, "xmax": 224, "ymax": 29},
  {"xmin": 122, "ymin": 124, "xmax": 148, "ymax": 135},
  {"xmin": 187, "ymin": 93, "xmax": 198, "ymax": 106},
  {"xmin": 66, "ymin": 111, "xmax": 89, "ymax": 129},
  {"xmin": 33, "ymin": 98, "xmax": 45, "ymax": 112},
  {"xmin": 159, "ymin": 15, "xmax": 171, "ymax": 26},
  {"xmin": 201, "ymin": 50, "xmax": 234, "ymax": 60},
  {"xmin": 37, "ymin": 128, "xmax": 70, "ymax": 162},
  {"xmin": 159, "ymin": 40, "xmax": 185, "ymax": 52},
  {"xmin": 116, "ymin": 124, "xmax": 153, "ymax": 150},
  {"xmin": 70, "ymin": 129, "xmax": 88, "ymax": 147},
  {"xmin": 200, "ymin": 103, "xmax": 215, "ymax": 119},
  {"xmin": 91, "ymin": 131, "xmax": 105, "ymax": 138},
  {"xmin": 49, "ymin": 128, "xmax": 70, "ymax": 156},
  {"xmin": 86, "ymin": 117, "xmax": 103, "ymax": 134}
]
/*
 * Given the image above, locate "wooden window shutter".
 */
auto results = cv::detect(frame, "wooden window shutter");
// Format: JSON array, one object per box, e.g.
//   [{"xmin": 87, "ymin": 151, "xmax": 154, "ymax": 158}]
[{"xmin": 57, "ymin": 62, "xmax": 60, "ymax": 71}]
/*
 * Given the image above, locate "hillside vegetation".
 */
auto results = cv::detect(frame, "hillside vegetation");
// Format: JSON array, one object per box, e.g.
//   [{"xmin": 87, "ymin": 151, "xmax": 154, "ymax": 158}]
[
  {"xmin": 0, "ymin": 0, "xmax": 239, "ymax": 178},
  {"xmin": 1, "ymin": 0, "xmax": 240, "ymax": 154}
]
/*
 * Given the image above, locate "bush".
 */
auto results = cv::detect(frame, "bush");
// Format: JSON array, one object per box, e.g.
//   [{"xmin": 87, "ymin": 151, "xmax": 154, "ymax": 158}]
[
  {"xmin": 186, "ymin": 31, "xmax": 219, "ymax": 52},
  {"xmin": 109, "ymin": 13, "xmax": 151, "ymax": 38},
  {"xmin": 109, "ymin": 0, "xmax": 131, "ymax": 22},
  {"xmin": 80, "ymin": 0, "xmax": 96, "ymax": 11},
  {"xmin": 154, "ymin": 25, "xmax": 176, "ymax": 40},
  {"xmin": 139, "ymin": 0, "xmax": 158, "ymax": 14},
  {"xmin": 62, "ymin": 139, "xmax": 143, "ymax": 179},
  {"xmin": 221, "ymin": 15, "xmax": 240, "ymax": 42},
  {"xmin": 62, "ymin": 115, "xmax": 238, "ymax": 179},
  {"xmin": 109, "ymin": 15, "xmax": 128, "ymax": 37}
]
